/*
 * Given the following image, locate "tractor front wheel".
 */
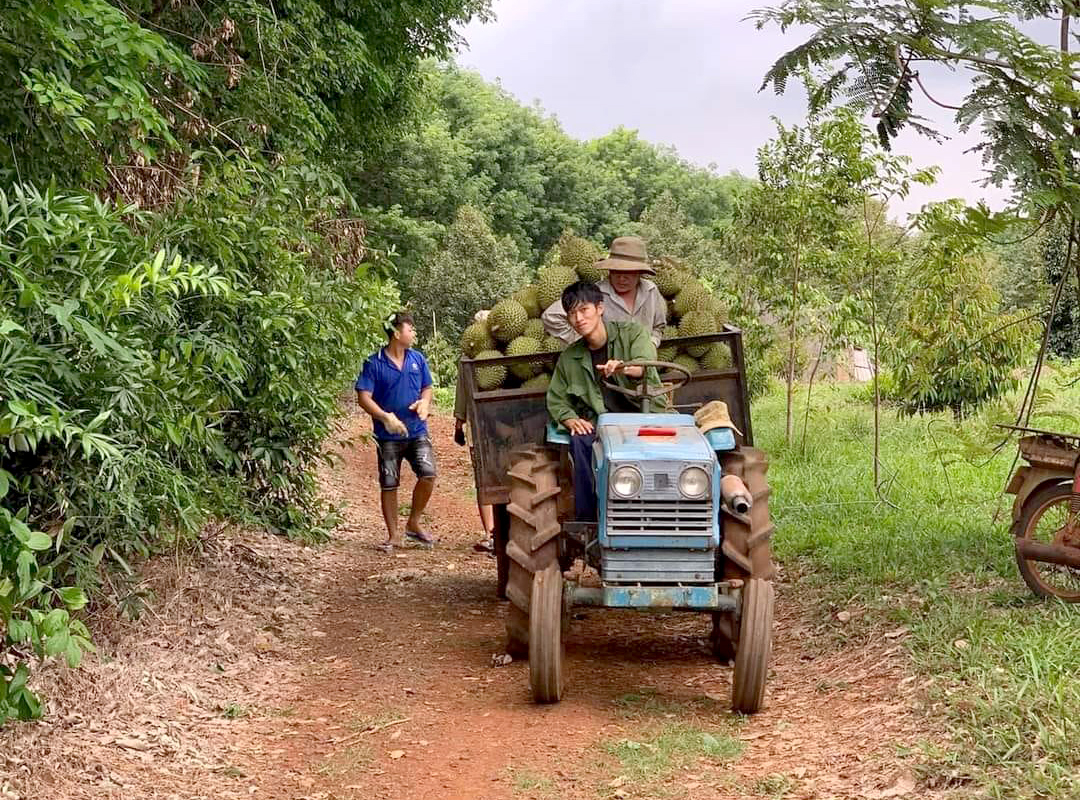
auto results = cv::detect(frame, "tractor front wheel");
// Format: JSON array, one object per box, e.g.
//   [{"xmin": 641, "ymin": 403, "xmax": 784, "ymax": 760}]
[
  {"xmin": 731, "ymin": 578, "xmax": 774, "ymax": 714},
  {"xmin": 529, "ymin": 564, "xmax": 565, "ymax": 703}
]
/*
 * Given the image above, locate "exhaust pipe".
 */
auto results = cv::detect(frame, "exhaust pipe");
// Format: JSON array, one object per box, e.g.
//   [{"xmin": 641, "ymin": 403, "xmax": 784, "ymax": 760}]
[
  {"xmin": 1015, "ymin": 538, "xmax": 1080, "ymax": 569},
  {"xmin": 721, "ymin": 474, "xmax": 752, "ymax": 514}
]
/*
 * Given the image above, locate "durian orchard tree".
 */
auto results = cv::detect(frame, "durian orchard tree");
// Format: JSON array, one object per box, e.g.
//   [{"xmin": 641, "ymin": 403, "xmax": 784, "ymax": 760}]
[
  {"xmin": 752, "ymin": 0, "xmax": 1080, "ymax": 426},
  {"xmin": 729, "ymin": 107, "xmax": 867, "ymax": 445},
  {"xmin": 408, "ymin": 205, "xmax": 528, "ymax": 342}
]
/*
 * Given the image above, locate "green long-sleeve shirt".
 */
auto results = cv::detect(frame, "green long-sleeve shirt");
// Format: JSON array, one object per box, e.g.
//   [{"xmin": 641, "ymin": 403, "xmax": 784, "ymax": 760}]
[{"xmin": 546, "ymin": 320, "xmax": 661, "ymax": 425}]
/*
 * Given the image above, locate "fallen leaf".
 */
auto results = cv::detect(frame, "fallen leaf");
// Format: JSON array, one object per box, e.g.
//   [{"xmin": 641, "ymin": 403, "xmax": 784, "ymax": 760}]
[
  {"xmin": 885, "ymin": 627, "xmax": 909, "ymax": 639},
  {"xmin": 608, "ymin": 776, "xmax": 627, "ymax": 788},
  {"xmin": 954, "ymin": 639, "xmax": 969, "ymax": 650},
  {"xmin": 389, "ymin": 750, "xmax": 405, "ymax": 760},
  {"xmin": 836, "ymin": 611, "xmax": 852, "ymax": 623}
]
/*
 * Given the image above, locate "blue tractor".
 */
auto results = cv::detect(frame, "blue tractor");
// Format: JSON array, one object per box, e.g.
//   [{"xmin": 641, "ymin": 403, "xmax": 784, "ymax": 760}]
[{"xmin": 459, "ymin": 330, "xmax": 775, "ymax": 713}]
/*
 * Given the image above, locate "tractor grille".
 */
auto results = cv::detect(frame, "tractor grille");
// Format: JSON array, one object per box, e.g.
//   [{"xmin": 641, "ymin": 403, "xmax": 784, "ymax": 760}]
[
  {"xmin": 605, "ymin": 499, "xmax": 714, "ymax": 550},
  {"xmin": 602, "ymin": 547, "xmax": 714, "ymax": 585}
]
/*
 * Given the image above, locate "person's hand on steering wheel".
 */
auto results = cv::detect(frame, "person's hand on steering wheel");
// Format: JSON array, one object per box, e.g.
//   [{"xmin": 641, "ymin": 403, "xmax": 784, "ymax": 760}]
[{"xmin": 597, "ymin": 359, "xmax": 644, "ymax": 379}]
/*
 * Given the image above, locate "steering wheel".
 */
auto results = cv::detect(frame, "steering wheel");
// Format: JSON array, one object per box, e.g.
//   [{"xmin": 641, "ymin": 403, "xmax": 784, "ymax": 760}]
[{"xmin": 600, "ymin": 359, "xmax": 691, "ymax": 406}]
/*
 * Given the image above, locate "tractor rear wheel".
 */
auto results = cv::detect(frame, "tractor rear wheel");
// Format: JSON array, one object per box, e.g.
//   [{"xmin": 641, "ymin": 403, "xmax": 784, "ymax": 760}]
[
  {"xmin": 731, "ymin": 578, "xmax": 774, "ymax": 714},
  {"xmin": 529, "ymin": 564, "xmax": 565, "ymax": 702},
  {"xmin": 505, "ymin": 446, "xmax": 562, "ymax": 657}
]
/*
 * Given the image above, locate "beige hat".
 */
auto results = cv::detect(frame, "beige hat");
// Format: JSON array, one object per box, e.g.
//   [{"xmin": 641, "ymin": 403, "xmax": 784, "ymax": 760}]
[
  {"xmin": 694, "ymin": 400, "xmax": 742, "ymax": 436},
  {"xmin": 595, "ymin": 236, "xmax": 656, "ymax": 275}
]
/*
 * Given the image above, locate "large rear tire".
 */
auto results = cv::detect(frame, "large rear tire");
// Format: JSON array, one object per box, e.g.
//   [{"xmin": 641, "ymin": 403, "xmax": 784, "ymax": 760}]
[
  {"xmin": 529, "ymin": 564, "xmax": 565, "ymax": 703},
  {"xmin": 504, "ymin": 446, "xmax": 562, "ymax": 657},
  {"xmin": 732, "ymin": 578, "xmax": 774, "ymax": 714}
]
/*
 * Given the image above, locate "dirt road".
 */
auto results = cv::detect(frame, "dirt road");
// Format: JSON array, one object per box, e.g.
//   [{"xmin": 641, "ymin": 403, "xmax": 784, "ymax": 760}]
[{"xmin": 1, "ymin": 409, "xmax": 932, "ymax": 800}]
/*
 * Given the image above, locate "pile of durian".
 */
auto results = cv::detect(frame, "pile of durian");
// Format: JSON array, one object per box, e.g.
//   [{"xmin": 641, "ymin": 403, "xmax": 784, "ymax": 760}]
[{"xmin": 462, "ymin": 233, "xmax": 731, "ymax": 391}]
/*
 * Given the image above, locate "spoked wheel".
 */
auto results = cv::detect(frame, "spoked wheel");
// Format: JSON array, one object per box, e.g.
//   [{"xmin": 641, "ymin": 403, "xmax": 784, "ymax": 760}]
[
  {"xmin": 732, "ymin": 578, "xmax": 774, "ymax": 714},
  {"xmin": 1014, "ymin": 482, "xmax": 1080, "ymax": 602},
  {"xmin": 529, "ymin": 564, "xmax": 565, "ymax": 703}
]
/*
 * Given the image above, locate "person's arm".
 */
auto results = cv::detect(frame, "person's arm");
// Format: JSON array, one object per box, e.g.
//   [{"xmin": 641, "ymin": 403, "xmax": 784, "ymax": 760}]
[
  {"xmin": 356, "ymin": 357, "xmax": 408, "ymax": 434},
  {"xmin": 541, "ymin": 299, "xmax": 579, "ymax": 343},
  {"xmin": 547, "ymin": 354, "xmax": 592, "ymax": 433},
  {"xmin": 650, "ymin": 285, "xmax": 667, "ymax": 348},
  {"xmin": 408, "ymin": 355, "xmax": 434, "ymax": 420}
]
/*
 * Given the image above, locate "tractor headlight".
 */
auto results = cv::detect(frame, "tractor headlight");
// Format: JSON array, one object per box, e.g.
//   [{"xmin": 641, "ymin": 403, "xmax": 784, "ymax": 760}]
[
  {"xmin": 678, "ymin": 466, "xmax": 710, "ymax": 499},
  {"xmin": 611, "ymin": 465, "xmax": 643, "ymax": 498}
]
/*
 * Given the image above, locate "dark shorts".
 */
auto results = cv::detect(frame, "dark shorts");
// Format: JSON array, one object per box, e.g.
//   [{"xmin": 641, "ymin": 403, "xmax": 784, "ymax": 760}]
[{"xmin": 376, "ymin": 436, "xmax": 437, "ymax": 490}]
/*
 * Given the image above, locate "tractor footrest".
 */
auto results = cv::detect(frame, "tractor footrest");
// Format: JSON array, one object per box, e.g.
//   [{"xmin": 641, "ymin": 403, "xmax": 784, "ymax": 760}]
[{"xmin": 566, "ymin": 583, "xmax": 737, "ymax": 612}]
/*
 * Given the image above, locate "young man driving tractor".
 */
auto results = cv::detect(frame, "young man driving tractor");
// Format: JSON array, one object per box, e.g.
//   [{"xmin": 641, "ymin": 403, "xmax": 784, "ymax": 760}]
[{"xmin": 545, "ymin": 281, "xmax": 661, "ymax": 522}]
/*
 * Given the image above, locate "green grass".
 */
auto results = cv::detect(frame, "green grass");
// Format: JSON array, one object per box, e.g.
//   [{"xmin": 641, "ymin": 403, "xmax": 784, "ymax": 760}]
[
  {"xmin": 505, "ymin": 766, "xmax": 556, "ymax": 795},
  {"xmin": 603, "ymin": 723, "xmax": 744, "ymax": 782},
  {"xmin": 756, "ymin": 372, "xmax": 1080, "ymax": 798}
]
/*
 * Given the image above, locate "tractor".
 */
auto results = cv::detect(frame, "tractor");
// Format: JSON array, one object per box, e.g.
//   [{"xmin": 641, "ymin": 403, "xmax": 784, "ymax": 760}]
[{"xmin": 459, "ymin": 328, "xmax": 775, "ymax": 712}]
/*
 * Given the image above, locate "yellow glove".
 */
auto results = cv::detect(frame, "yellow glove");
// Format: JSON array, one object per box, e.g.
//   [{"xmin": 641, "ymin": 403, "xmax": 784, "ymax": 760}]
[{"xmin": 383, "ymin": 413, "xmax": 408, "ymax": 436}]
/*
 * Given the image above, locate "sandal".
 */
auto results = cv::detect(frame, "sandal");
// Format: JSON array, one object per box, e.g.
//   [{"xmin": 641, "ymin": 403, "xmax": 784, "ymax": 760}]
[
  {"xmin": 374, "ymin": 541, "xmax": 394, "ymax": 553},
  {"xmin": 405, "ymin": 529, "xmax": 435, "ymax": 547}
]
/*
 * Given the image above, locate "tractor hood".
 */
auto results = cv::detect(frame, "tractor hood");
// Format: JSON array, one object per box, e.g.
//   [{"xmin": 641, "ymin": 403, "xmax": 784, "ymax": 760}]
[{"xmin": 596, "ymin": 413, "xmax": 715, "ymax": 463}]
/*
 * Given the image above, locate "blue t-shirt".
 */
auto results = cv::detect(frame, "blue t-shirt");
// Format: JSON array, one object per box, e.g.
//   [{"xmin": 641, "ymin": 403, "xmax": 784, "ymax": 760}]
[{"xmin": 355, "ymin": 347, "xmax": 433, "ymax": 441}]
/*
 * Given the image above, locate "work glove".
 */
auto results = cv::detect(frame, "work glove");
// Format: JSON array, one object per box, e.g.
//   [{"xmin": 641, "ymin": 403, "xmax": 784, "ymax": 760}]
[
  {"xmin": 454, "ymin": 427, "xmax": 466, "ymax": 447},
  {"xmin": 382, "ymin": 413, "xmax": 408, "ymax": 437}
]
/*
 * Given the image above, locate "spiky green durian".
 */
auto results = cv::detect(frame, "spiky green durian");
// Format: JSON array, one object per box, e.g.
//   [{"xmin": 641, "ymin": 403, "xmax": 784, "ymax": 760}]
[
  {"xmin": 474, "ymin": 349, "xmax": 507, "ymax": 390},
  {"xmin": 673, "ymin": 281, "xmax": 709, "ymax": 317},
  {"xmin": 523, "ymin": 318, "xmax": 545, "ymax": 341},
  {"xmin": 679, "ymin": 309, "xmax": 716, "ymax": 356},
  {"xmin": 541, "ymin": 335, "xmax": 564, "ymax": 353},
  {"xmin": 558, "ymin": 232, "xmax": 604, "ymax": 282},
  {"xmin": 512, "ymin": 285, "xmax": 541, "ymax": 319},
  {"xmin": 536, "ymin": 265, "xmax": 578, "ymax": 310},
  {"xmin": 700, "ymin": 342, "xmax": 733, "ymax": 371},
  {"xmin": 653, "ymin": 259, "xmax": 689, "ymax": 298},
  {"xmin": 488, "ymin": 299, "xmax": 528, "ymax": 343},
  {"xmin": 672, "ymin": 353, "xmax": 700, "ymax": 375},
  {"xmin": 461, "ymin": 322, "xmax": 495, "ymax": 358},
  {"xmin": 506, "ymin": 336, "xmax": 543, "ymax": 379},
  {"xmin": 522, "ymin": 373, "xmax": 551, "ymax": 390},
  {"xmin": 657, "ymin": 325, "xmax": 679, "ymax": 362}
]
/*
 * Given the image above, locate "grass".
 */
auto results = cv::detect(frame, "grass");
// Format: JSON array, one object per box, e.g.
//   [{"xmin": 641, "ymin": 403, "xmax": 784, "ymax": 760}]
[
  {"xmin": 755, "ymin": 370, "xmax": 1080, "ymax": 798},
  {"xmin": 505, "ymin": 766, "xmax": 556, "ymax": 796},
  {"xmin": 602, "ymin": 723, "xmax": 743, "ymax": 784}
]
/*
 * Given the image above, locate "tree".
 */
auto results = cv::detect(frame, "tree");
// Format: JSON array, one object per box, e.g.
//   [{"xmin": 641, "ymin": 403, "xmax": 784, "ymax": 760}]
[
  {"xmin": 408, "ymin": 206, "xmax": 528, "ymax": 343},
  {"xmin": 728, "ymin": 107, "xmax": 868, "ymax": 444},
  {"xmin": 752, "ymin": 0, "xmax": 1080, "ymax": 422}
]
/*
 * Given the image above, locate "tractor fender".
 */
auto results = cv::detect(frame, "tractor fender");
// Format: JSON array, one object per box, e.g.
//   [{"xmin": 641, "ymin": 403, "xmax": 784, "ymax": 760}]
[{"xmin": 1006, "ymin": 466, "xmax": 1072, "ymax": 525}]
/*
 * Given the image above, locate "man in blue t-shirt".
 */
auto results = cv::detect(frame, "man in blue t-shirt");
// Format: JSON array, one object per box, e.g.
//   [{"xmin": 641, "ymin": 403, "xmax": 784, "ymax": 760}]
[{"xmin": 355, "ymin": 311, "xmax": 437, "ymax": 552}]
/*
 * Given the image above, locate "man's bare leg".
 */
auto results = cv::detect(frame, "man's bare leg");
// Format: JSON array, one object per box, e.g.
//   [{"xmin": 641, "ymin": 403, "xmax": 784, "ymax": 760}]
[
  {"xmin": 405, "ymin": 477, "xmax": 435, "ymax": 534},
  {"xmin": 479, "ymin": 502, "xmax": 494, "ymax": 535},
  {"xmin": 380, "ymin": 489, "xmax": 400, "ymax": 545}
]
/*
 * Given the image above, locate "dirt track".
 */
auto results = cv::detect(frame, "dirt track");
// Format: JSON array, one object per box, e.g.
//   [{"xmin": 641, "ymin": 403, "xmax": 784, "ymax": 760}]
[{"xmin": 1, "ymin": 408, "xmax": 935, "ymax": 800}]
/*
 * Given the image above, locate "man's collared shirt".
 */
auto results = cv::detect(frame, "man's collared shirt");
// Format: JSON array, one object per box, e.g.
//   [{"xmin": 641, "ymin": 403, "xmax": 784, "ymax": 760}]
[
  {"xmin": 355, "ymin": 347, "xmax": 432, "ymax": 441},
  {"xmin": 541, "ymin": 278, "xmax": 666, "ymax": 347}
]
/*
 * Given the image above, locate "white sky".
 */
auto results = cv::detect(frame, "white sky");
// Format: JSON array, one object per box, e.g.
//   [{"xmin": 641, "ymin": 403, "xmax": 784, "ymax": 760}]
[{"xmin": 455, "ymin": 0, "xmax": 1052, "ymax": 219}]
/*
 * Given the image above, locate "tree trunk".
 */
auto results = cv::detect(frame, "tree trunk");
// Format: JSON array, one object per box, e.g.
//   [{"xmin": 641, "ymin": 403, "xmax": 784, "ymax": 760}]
[{"xmin": 785, "ymin": 235, "xmax": 804, "ymax": 445}]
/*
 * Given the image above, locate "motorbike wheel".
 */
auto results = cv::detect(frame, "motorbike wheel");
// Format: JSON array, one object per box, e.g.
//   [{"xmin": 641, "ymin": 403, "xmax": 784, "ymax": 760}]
[{"xmin": 1014, "ymin": 482, "xmax": 1080, "ymax": 602}]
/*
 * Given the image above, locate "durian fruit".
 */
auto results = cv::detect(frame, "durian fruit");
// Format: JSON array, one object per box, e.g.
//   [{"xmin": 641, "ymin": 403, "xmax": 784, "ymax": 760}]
[
  {"xmin": 474, "ymin": 349, "xmax": 507, "ymax": 390},
  {"xmin": 701, "ymin": 342, "xmax": 733, "ymax": 371},
  {"xmin": 512, "ymin": 285, "xmax": 541, "ymax": 319},
  {"xmin": 558, "ymin": 232, "xmax": 604, "ymax": 283},
  {"xmin": 488, "ymin": 299, "xmax": 528, "ymax": 343},
  {"xmin": 653, "ymin": 258, "xmax": 689, "ymax": 298},
  {"xmin": 522, "ymin": 373, "xmax": 551, "ymax": 390},
  {"xmin": 657, "ymin": 325, "xmax": 679, "ymax": 362},
  {"xmin": 541, "ymin": 335, "xmax": 564, "ymax": 353},
  {"xmin": 536, "ymin": 265, "xmax": 578, "ymax": 310},
  {"xmin": 523, "ymin": 318, "xmax": 545, "ymax": 341},
  {"xmin": 672, "ymin": 353, "xmax": 700, "ymax": 375},
  {"xmin": 673, "ymin": 281, "xmax": 709, "ymax": 317},
  {"xmin": 461, "ymin": 321, "xmax": 495, "ymax": 358},
  {"xmin": 679, "ymin": 310, "xmax": 716, "ymax": 356},
  {"xmin": 506, "ymin": 336, "xmax": 543, "ymax": 379},
  {"xmin": 698, "ymin": 295, "xmax": 728, "ymax": 327}
]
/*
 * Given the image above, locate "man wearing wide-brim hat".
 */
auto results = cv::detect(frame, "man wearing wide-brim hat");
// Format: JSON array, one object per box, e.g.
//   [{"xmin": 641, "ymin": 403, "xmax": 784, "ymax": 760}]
[{"xmin": 541, "ymin": 236, "xmax": 666, "ymax": 347}]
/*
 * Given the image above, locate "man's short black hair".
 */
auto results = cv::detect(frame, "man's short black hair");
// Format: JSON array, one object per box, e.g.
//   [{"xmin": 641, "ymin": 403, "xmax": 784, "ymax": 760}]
[
  {"xmin": 561, "ymin": 281, "xmax": 604, "ymax": 313},
  {"xmin": 385, "ymin": 310, "xmax": 415, "ymax": 339}
]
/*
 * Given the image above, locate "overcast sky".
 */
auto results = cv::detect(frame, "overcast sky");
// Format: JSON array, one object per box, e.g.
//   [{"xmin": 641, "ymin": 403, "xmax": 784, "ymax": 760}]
[{"xmin": 455, "ymin": 0, "xmax": 1054, "ymax": 219}]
